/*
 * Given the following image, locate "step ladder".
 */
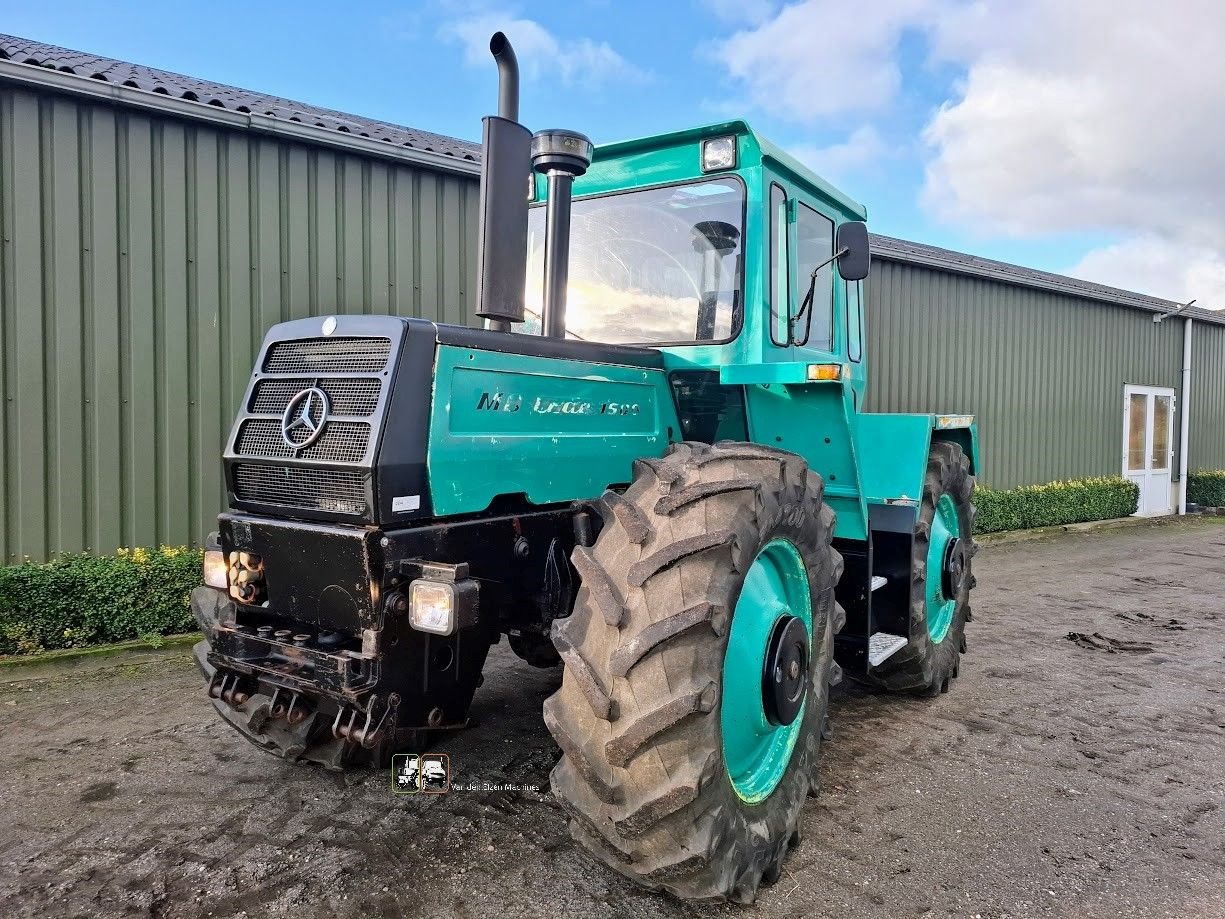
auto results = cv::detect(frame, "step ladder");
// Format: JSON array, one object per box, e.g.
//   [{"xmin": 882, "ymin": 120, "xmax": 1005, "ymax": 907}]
[{"xmin": 866, "ymin": 574, "xmax": 907, "ymax": 666}]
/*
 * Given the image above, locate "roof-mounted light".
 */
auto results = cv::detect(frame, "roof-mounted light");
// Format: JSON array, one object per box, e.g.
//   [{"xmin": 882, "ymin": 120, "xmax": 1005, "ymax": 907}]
[{"xmin": 701, "ymin": 136, "xmax": 737, "ymax": 172}]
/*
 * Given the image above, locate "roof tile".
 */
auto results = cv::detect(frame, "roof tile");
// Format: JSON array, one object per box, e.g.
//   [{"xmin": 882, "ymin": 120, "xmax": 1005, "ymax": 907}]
[{"xmin": 0, "ymin": 32, "xmax": 481, "ymax": 163}]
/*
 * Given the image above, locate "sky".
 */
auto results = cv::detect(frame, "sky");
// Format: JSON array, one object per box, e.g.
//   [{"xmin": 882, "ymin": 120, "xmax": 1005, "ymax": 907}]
[{"xmin": 4, "ymin": 0, "xmax": 1223, "ymax": 309}]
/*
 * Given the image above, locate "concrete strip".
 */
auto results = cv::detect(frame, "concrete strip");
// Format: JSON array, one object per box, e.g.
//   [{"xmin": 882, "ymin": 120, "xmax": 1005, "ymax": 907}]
[
  {"xmin": 0, "ymin": 632, "xmax": 199, "ymax": 683},
  {"xmin": 976, "ymin": 512, "xmax": 1222, "ymax": 547}
]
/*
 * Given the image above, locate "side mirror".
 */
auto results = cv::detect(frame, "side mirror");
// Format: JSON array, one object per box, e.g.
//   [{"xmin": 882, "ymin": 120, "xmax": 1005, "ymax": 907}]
[{"xmin": 837, "ymin": 221, "xmax": 870, "ymax": 281}]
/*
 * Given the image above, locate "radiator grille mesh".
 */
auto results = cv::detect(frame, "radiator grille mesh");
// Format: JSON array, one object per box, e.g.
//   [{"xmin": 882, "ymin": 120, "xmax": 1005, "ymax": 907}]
[
  {"xmin": 263, "ymin": 337, "xmax": 391, "ymax": 374},
  {"xmin": 236, "ymin": 420, "xmax": 371, "ymax": 463},
  {"xmin": 233, "ymin": 465, "xmax": 367, "ymax": 515},
  {"xmin": 250, "ymin": 378, "xmax": 382, "ymax": 416}
]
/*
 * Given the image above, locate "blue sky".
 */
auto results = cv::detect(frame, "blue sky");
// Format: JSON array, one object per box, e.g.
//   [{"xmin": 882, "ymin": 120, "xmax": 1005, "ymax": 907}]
[{"xmin": 4, "ymin": 1, "xmax": 1222, "ymax": 307}]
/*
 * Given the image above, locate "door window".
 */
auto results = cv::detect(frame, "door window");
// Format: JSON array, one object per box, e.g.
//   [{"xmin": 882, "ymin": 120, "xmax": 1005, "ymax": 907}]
[
  {"xmin": 1151, "ymin": 394, "xmax": 1171, "ymax": 470},
  {"xmin": 1127, "ymin": 393, "xmax": 1147, "ymax": 471},
  {"xmin": 793, "ymin": 202, "xmax": 835, "ymax": 350},
  {"xmin": 769, "ymin": 184, "xmax": 789, "ymax": 346},
  {"xmin": 846, "ymin": 279, "xmax": 863, "ymax": 362}
]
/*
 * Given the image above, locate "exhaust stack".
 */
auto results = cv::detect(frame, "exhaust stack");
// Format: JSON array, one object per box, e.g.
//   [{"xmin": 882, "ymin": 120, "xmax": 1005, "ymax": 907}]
[
  {"xmin": 475, "ymin": 32, "xmax": 532, "ymax": 331},
  {"xmin": 531, "ymin": 130, "xmax": 593, "ymax": 339}
]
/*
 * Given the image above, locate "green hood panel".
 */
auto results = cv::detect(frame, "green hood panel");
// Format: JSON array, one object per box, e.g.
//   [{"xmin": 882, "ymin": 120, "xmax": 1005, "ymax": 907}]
[{"xmin": 428, "ymin": 344, "xmax": 678, "ymax": 515}]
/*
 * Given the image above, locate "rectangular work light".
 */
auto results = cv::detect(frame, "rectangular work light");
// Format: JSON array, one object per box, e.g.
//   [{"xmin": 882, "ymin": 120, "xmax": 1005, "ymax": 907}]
[
  {"xmin": 701, "ymin": 136, "xmax": 737, "ymax": 172},
  {"xmin": 402, "ymin": 560, "xmax": 480, "ymax": 636}
]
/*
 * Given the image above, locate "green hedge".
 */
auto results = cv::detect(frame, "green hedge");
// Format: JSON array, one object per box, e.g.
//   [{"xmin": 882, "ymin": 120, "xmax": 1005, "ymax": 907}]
[
  {"xmin": 975, "ymin": 477, "xmax": 1139, "ymax": 534},
  {"xmin": 0, "ymin": 546, "xmax": 201, "ymax": 655},
  {"xmin": 1188, "ymin": 470, "xmax": 1225, "ymax": 507}
]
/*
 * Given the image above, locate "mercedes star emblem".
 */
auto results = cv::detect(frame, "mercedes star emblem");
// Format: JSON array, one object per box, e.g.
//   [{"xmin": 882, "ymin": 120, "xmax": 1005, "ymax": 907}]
[{"xmin": 281, "ymin": 387, "xmax": 330, "ymax": 450}]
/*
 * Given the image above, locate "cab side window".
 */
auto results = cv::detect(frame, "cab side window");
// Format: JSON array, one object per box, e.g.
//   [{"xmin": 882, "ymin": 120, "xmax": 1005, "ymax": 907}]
[
  {"xmin": 769, "ymin": 184, "xmax": 789, "ymax": 346},
  {"xmin": 847, "ymin": 279, "xmax": 863, "ymax": 362},
  {"xmin": 794, "ymin": 202, "xmax": 835, "ymax": 350}
]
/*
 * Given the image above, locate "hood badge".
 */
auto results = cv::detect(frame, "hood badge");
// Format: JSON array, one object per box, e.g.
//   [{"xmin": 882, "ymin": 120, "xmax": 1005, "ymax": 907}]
[{"xmin": 281, "ymin": 387, "xmax": 330, "ymax": 450}]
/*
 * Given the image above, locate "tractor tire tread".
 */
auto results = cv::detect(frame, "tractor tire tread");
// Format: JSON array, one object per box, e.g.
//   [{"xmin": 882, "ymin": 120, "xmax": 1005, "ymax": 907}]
[{"xmin": 544, "ymin": 440, "xmax": 842, "ymax": 901}]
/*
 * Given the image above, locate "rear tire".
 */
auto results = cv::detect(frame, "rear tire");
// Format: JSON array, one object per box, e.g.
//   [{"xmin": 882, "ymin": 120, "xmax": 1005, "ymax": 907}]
[
  {"xmin": 544, "ymin": 442, "xmax": 844, "ymax": 902},
  {"xmin": 869, "ymin": 441, "xmax": 976, "ymax": 694}
]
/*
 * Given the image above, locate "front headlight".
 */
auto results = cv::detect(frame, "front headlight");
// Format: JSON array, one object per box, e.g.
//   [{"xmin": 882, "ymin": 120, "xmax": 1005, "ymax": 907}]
[
  {"xmin": 409, "ymin": 580, "xmax": 456, "ymax": 636},
  {"xmin": 203, "ymin": 548, "xmax": 228, "ymax": 590}
]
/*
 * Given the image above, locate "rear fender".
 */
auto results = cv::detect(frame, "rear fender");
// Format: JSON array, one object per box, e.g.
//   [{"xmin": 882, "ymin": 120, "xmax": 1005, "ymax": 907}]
[{"xmin": 856, "ymin": 412, "xmax": 978, "ymax": 507}]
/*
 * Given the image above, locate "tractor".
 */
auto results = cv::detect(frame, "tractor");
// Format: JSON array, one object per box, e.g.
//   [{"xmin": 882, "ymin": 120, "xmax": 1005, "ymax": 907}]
[{"xmin": 192, "ymin": 32, "xmax": 979, "ymax": 902}]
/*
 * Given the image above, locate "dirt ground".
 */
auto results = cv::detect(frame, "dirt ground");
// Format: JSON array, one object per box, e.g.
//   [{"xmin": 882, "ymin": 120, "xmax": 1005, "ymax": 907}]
[{"xmin": 2, "ymin": 518, "xmax": 1224, "ymax": 919}]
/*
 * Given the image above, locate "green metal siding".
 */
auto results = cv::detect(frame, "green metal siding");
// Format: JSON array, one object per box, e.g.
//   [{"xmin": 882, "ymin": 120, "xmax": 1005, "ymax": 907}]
[
  {"xmin": 1190, "ymin": 320, "xmax": 1225, "ymax": 474},
  {"xmin": 0, "ymin": 85, "xmax": 479, "ymax": 562},
  {"xmin": 860, "ymin": 258, "xmax": 1225, "ymax": 489}
]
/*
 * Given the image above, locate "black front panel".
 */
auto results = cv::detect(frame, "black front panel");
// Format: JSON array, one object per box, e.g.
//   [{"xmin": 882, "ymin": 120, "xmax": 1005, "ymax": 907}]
[{"xmin": 219, "ymin": 513, "xmax": 382, "ymax": 632}]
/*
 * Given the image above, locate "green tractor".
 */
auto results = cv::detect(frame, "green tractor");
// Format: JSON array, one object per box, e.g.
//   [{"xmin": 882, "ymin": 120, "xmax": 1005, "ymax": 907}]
[{"xmin": 193, "ymin": 33, "xmax": 978, "ymax": 902}]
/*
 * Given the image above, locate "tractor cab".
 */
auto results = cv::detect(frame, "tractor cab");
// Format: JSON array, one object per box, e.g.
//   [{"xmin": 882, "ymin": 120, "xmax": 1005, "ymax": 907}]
[{"xmin": 511, "ymin": 123, "xmax": 880, "ymax": 543}]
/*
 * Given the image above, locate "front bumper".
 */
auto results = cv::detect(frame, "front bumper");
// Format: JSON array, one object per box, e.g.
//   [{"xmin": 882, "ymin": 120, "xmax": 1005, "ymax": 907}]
[{"xmin": 191, "ymin": 586, "xmax": 402, "ymax": 769}]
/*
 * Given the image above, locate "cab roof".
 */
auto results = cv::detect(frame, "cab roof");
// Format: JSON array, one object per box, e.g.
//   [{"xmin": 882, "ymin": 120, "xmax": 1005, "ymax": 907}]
[{"xmin": 593, "ymin": 120, "xmax": 868, "ymax": 221}]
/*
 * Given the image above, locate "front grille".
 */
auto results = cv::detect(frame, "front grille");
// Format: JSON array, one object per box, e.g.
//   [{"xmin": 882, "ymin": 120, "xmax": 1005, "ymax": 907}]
[
  {"xmin": 236, "ymin": 419, "xmax": 371, "ymax": 463},
  {"xmin": 250, "ymin": 378, "xmax": 382, "ymax": 416},
  {"xmin": 263, "ymin": 337, "xmax": 391, "ymax": 374},
  {"xmin": 233, "ymin": 464, "xmax": 368, "ymax": 515},
  {"xmin": 230, "ymin": 327, "xmax": 401, "ymax": 521}
]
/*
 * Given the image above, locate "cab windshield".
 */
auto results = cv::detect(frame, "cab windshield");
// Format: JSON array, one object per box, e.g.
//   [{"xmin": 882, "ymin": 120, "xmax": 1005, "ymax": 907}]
[{"xmin": 526, "ymin": 178, "xmax": 745, "ymax": 345}]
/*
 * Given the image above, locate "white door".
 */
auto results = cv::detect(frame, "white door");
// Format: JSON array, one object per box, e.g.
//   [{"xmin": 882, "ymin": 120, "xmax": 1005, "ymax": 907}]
[{"xmin": 1123, "ymin": 385, "xmax": 1175, "ymax": 516}]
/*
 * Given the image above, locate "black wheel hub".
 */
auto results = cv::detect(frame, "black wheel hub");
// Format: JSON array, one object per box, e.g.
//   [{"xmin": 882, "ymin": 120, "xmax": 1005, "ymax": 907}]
[
  {"xmin": 762, "ymin": 614, "xmax": 808, "ymax": 726},
  {"xmin": 942, "ymin": 537, "xmax": 966, "ymax": 598}
]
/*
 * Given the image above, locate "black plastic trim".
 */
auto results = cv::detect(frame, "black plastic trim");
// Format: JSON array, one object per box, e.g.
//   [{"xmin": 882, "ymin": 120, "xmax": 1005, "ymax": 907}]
[{"xmin": 435, "ymin": 323, "xmax": 664, "ymax": 368}]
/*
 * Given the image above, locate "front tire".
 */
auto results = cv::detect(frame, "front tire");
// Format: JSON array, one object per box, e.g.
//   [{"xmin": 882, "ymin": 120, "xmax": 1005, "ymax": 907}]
[{"xmin": 544, "ymin": 442, "xmax": 844, "ymax": 902}]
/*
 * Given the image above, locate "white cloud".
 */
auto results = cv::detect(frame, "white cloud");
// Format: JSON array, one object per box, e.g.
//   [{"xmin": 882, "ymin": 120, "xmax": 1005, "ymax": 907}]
[
  {"xmin": 1069, "ymin": 237, "xmax": 1225, "ymax": 310},
  {"xmin": 715, "ymin": 0, "xmax": 1225, "ymax": 308},
  {"xmin": 789, "ymin": 125, "xmax": 890, "ymax": 184},
  {"xmin": 442, "ymin": 12, "xmax": 646, "ymax": 87},
  {"xmin": 921, "ymin": 0, "xmax": 1225, "ymax": 308},
  {"xmin": 713, "ymin": 0, "xmax": 946, "ymax": 120}
]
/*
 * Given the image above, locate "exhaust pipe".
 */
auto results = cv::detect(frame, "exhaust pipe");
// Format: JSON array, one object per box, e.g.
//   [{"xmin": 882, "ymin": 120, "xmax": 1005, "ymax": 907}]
[
  {"xmin": 491, "ymin": 32, "xmax": 519, "ymax": 122},
  {"xmin": 531, "ymin": 130, "xmax": 593, "ymax": 339},
  {"xmin": 475, "ymin": 32, "xmax": 531, "ymax": 332}
]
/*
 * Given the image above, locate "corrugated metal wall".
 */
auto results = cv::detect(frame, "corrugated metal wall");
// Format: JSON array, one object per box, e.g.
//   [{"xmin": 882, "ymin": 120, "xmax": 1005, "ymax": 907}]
[
  {"xmin": 1190, "ymin": 320, "xmax": 1225, "ymax": 474},
  {"xmin": 0, "ymin": 84, "xmax": 479, "ymax": 562},
  {"xmin": 861, "ymin": 258, "xmax": 1225, "ymax": 489}
]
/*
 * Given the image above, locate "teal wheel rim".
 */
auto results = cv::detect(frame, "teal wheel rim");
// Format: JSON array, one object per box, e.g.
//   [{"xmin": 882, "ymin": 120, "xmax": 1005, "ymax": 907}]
[
  {"xmin": 925, "ymin": 493, "xmax": 961, "ymax": 644},
  {"xmin": 721, "ymin": 539, "xmax": 812, "ymax": 804}
]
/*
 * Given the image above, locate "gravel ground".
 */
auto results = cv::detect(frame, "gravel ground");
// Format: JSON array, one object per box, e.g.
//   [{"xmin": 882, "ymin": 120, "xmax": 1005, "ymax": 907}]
[{"xmin": 2, "ymin": 518, "xmax": 1224, "ymax": 919}]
